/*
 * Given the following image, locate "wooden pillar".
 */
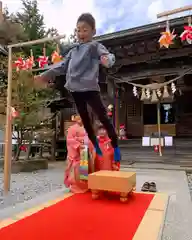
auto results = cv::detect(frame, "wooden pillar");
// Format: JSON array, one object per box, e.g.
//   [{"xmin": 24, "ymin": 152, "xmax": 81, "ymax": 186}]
[
  {"xmin": 115, "ymin": 88, "xmax": 119, "ymax": 134},
  {"xmin": 0, "ymin": 1, "xmax": 3, "ymax": 23},
  {"xmin": 51, "ymin": 108, "xmax": 56, "ymax": 161}
]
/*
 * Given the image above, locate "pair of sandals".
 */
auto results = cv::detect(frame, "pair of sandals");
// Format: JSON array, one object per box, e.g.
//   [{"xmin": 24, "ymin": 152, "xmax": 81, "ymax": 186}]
[{"xmin": 141, "ymin": 182, "xmax": 157, "ymax": 192}]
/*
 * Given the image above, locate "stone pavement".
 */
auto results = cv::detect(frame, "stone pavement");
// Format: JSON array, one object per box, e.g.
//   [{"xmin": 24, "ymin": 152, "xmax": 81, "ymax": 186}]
[
  {"xmin": 122, "ymin": 168, "xmax": 192, "ymax": 240},
  {"xmin": 0, "ymin": 164, "xmax": 192, "ymax": 239}
]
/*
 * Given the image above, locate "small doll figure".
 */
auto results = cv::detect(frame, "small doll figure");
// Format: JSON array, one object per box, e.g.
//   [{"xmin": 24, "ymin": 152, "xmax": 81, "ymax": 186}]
[
  {"xmin": 95, "ymin": 124, "xmax": 120, "ymax": 172},
  {"xmin": 119, "ymin": 124, "xmax": 127, "ymax": 140}
]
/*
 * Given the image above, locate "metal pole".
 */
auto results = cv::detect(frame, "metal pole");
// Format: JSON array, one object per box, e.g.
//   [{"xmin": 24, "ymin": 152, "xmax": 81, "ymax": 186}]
[
  {"xmin": 4, "ymin": 47, "xmax": 13, "ymax": 193},
  {"xmin": 157, "ymin": 102, "xmax": 162, "ymax": 156}
]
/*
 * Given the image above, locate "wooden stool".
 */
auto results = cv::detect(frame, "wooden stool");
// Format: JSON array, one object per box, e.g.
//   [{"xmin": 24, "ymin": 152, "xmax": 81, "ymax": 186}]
[{"xmin": 88, "ymin": 170, "xmax": 136, "ymax": 202}]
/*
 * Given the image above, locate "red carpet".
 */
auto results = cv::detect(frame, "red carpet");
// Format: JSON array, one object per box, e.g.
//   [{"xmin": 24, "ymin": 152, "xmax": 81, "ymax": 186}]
[{"xmin": 0, "ymin": 192, "xmax": 154, "ymax": 240}]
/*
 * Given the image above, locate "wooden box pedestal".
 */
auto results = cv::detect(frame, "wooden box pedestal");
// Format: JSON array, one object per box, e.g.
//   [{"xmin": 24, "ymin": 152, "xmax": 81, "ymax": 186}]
[{"xmin": 88, "ymin": 170, "xmax": 136, "ymax": 202}]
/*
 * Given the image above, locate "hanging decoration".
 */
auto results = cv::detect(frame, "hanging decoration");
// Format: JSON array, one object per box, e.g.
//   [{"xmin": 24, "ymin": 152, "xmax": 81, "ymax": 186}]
[
  {"xmin": 140, "ymin": 88, "xmax": 146, "ymax": 100},
  {"xmin": 11, "ymin": 107, "xmax": 19, "ymax": 118},
  {"xmin": 151, "ymin": 90, "xmax": 158, "ymax": 102},
  {"xmin": 171, "ymin": 82, "xmax": 176, "ymax": 93},
  {"xmin": 180, "ymin": 25, "xmax": 192, "ymax": 44},
  {"xmin": 37, "ymin": 46, "xmax": 48, "ymax": 68},
  {"xmin": 162, "ymin": 85, "xmax": 169, "ymax": 98},
  {"xmin": 25, "ymin": 49, "xmax": 35, "ymax": 70},
  {"xmin": 156, "ymin": 89, "xmax": 162, "ymax": 97},
  {"xmin": 159, "ymin": 20, "xmax": 176, "ymax": 48},
  {"xmin": 132, "ymin": 86, "xmax": 137, "ymax": 97},
  {"xmin": 25, "ymin": 56, "xmax": 34, "ymax": 70},
  {"xmin": 180, "ymin": 16, "xmax": 192, "ymax": 44},
  {"xmin": 146, "ymin": 89, "xmax": 151, "ymax": 99},
  {"xmin": 128, "ymin": 73, "xmax": 182, "ymax": 102},
  {"xmin": 37, "ymin": 55, "xmax": 48, "ymax": 68},
  {"xmin": 51, "ymin": 50, "xmax": 62, "ymax": 64},
  {"xmin": 14, "ymin": 57, "xmax": 26, "ymax": 72}
]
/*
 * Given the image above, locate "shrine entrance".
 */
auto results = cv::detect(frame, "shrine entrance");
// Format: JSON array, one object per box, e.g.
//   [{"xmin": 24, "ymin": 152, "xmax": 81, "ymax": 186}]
[{"xmin": 143, "ymin": 102, "xmax": 176, "ymax": 137}]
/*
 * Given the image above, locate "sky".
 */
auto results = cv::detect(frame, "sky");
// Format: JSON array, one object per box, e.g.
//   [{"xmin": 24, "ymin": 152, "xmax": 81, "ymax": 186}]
[{"xmin": 2, "ymin": 0, "xmax": 192, "ymax": 37}]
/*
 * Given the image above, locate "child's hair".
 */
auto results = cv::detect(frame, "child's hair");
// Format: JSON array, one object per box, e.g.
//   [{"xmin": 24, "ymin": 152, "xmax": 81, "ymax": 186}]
[{"xmin": 77, "ymin": 13, "xmax": 96, "ymax": 29}]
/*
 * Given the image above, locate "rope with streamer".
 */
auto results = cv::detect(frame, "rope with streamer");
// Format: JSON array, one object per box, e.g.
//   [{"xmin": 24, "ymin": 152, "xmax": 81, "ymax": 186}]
[{"xmin": 108, "ymin": 67, "xmax": 192, "ymax": 88}]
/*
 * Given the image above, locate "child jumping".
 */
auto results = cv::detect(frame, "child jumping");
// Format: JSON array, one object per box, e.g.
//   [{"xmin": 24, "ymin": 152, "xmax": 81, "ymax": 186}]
[{"xmin": 35, "ymin": 13, "xmax": 121, "ymax": 162}]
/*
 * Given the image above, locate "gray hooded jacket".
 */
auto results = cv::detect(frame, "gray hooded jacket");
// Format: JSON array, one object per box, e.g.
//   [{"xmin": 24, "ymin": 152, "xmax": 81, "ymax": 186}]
[{"xmin": 40, "ymin": 41, "xmax": 115, "ymax": 92}]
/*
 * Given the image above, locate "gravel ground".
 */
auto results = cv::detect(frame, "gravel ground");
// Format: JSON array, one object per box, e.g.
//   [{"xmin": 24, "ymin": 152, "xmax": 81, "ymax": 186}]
[
  {"xmin": 0, "ymin": 163, "xmax": 192, "ymax": 210},
  {"xmin": 0, "ymin": 164, "xmax": 65, "ymax": 210}
]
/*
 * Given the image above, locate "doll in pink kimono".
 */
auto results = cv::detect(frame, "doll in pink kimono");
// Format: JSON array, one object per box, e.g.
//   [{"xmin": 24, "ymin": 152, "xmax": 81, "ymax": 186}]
[
  {"xmin": 64, "ymin": 115, "xmax": 95, "ymax": 193},
  {"xmin": 95, "ymin": 124, "xmax": 120, "ymax": 172}
]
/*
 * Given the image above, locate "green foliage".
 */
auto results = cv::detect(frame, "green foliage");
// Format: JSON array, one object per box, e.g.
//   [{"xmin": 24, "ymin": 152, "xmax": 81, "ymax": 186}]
[
  {"xmin": 12, "ymin": 70, "xmax": 56, "ymax": 129},
  {"xmin": 0, "ymin": 9, "xmax": 27, "ymax": 45},
  {"xmin": 16, "ymin": 0, "xmax": 45, "ymax": 40},
  {"xmin": 12, "ymin": 0, "xmax": 59, "ymax": 58}
]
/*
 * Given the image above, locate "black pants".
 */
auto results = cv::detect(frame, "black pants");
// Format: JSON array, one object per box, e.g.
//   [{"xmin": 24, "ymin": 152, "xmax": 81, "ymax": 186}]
[{"xmin": 71, "ymin": 91, "xmax": 118, "ymax": 148}]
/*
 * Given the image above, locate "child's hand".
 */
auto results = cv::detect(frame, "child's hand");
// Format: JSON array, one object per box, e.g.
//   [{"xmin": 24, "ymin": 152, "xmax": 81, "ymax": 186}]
[{"xmin": 100, "ymin": 55, "xmax": 109, "ymax": 67}]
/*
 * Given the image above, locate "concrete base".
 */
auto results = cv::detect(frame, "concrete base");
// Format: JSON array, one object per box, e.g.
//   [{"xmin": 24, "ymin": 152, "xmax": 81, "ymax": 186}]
[
  {"xmin": 0, "ymin": 191, "xmax": 168, "ymax": 240},
  {"xmin": 11, "ymin": 159, "xmax": 48, "ymax": 173}
]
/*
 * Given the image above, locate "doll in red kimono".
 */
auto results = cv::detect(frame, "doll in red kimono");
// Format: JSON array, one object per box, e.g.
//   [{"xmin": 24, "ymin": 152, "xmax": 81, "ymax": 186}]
[{"xmin": 95, "ymin": 124, "xmax": 120, "ymax": 172}]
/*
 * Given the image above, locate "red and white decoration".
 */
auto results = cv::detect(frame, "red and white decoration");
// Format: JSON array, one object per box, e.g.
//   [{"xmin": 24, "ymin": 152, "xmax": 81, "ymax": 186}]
[
  {"xmin": 119, "ymin": 124, "xmax": 127, "ymax": 140},
  {"xmin": 37, "ymin": 56, "xmax": 48, "ymax": 68}
]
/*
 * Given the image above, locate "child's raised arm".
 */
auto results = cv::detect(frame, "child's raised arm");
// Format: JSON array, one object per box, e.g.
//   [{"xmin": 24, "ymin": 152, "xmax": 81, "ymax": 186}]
[
  {"xmin": 35, "ymin": 51, "xmax": 71, "ymax": 84},
  {"xmin": 97, "ymin": 43, "xmax": 115, "ymax": 68}
]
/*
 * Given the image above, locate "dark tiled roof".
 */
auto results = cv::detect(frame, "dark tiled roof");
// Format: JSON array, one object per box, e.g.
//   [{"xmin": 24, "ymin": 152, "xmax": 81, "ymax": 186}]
[
  {"xmin": 0, "ymin": 44, "xmax": 8, "ymax": 55},
  {"xmin": 94, "ymin": 15, "xmax": 190, "ymax": 42}
]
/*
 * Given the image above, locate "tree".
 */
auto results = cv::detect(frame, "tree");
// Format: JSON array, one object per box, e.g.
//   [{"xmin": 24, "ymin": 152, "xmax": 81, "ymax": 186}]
[
  {"xmin": 15, "ymin": 0, "xmax": 45, "ymax": 41},
  {"xmin": 13, "ymin": 0, "xmax": 59, "ymax": 58},
  {"xmin": 12, "ymin": 70, "xmax": 57, "ymax": 160},
  {"xmin": 0, "ymin": 53, "xmax": 57, "ymax": 161},
  {"xmin": 0, "ymin": 8, "xmax": 27, "ymax": 45}
]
